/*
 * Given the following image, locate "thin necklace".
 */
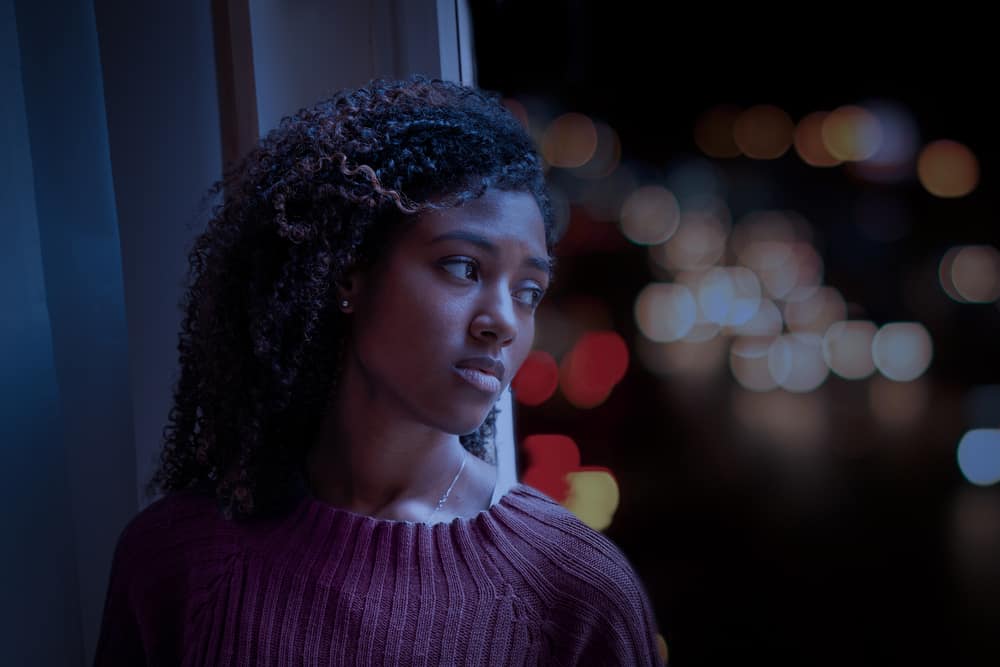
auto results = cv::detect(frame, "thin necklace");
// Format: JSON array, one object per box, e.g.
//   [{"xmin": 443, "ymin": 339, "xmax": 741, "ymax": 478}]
[{"xmin": 428, "ymin": 450, "xmax": 467, "ymax": 521}]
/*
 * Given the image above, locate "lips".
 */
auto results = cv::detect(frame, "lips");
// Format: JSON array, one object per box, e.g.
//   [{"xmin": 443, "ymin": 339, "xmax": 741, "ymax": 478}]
[{"xmin": 454, "ymin": 356, "xmax": 506, "ymax": 394}]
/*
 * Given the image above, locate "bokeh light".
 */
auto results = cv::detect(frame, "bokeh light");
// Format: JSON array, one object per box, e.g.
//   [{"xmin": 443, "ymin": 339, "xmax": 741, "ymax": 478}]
[
  {"xmin": 822, "ymin": 320, "xmax": 877, "ymax": 379},
  {"xmin": 650, "ymin": 210, "xmax": 729, "ymax": 272},
  {"xmin": 501, "ymin": 97, "xmax": 530, "ymax": 130},
  {"xmin": 560, "ymin": 331, "xmax": 629, "ymax": 408},
  {"xmin": 573, "ymin": 120, "xmax": 621, "ymax": 179},
  {"xmin": 821, "ymin": 105, "xmax": 882, "ymax": 161},
  {"xmin": 868, "ymin": 374, "xmax": 929, "ymax": 431},
  {"xmin": 542, "ymin": 112, "xmax": 598, "ymax": 168},
  {"xmin": 696, "ymin": 267, "xmax": 762, "ymax": 327},
  {"xmin": 950, "ymin": 245, "xmax": 1000, "ymax": 303},
  {"xmin": 730, "ymin": 337, "xmax": 779, "ymax": 392},
  {"xmin": 521, "ymin": 434, "xmax": 581, "ymax": 503},
  {"xmin": 694, "ymin": 104, "xmax": 742, "ymax": 158},
  {"xmin": 793, "ymin": 111, "xmax": 842, "ymax": 167},
  {"xmin": 768, "ymin": 333, "xmax": 830, "ymax": 393},
  {"xmin": 730, "ymin": 298, "xmax": 783, "ymax": 337},
  {"xmin": 511, "ymin": 350, "xmax": 560, "ymax": 406},
  {"xmin": 564, "ymin": 467, "xmax": 620, "ymax": 531},
  {"xmin": 733, "ymin": 104, "xmax": 794, "ymax": 159},
  {"xmin": 635, "ymin": 283, "xmax": 697, "ymax": 342},
  {"xmin": 872, "ymin": 322, "xmax": 933, "ymax": 381},
  {"xmin": 917, "ymin": 139, "xmax": 979, "ymax": 198},
  {"xmin": 957, "ymin": 429, "xmax": 1000, "ymax": 486},
  {"xmin": 784, "ymin": 287, "xmax": 847, "ymax": 334},
  {"xmin": 619, "ymin": 185, "xmax": 681, "ymax": 245},
  {"xmin": 850, "ymin": 100, "xmax": 919, "ymax": 183}
]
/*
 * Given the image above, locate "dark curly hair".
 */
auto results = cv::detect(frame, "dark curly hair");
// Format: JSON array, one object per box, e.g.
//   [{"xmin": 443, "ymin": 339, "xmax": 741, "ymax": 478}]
[{"xmin": 144, "ymin": 76, "xmax": 557, "ymax": 521}]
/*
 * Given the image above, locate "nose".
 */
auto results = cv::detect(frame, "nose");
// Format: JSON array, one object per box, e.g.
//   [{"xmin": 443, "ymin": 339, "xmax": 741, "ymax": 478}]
[{"xmin": 470, "ymin": 285, "xmax": 518, "ymax": 346}]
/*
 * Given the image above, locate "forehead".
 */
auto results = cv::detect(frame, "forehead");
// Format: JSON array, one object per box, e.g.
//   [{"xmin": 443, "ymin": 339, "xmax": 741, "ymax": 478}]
[{"xmin": 408, "ymin": 190, "xmax": 548, "ymax": 255}]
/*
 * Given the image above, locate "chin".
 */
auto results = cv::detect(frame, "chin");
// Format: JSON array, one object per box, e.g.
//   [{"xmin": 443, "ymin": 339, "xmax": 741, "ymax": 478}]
[{"xmin": 443, "ymin": 408, "xmax": 495, "ymax": 437}]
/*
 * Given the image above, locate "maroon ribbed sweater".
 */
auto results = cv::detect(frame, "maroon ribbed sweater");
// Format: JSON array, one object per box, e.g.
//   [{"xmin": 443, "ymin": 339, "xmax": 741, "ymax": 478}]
[{"xmin": 94, "ymin": 483, "xmax": 664, "ymax": 666}]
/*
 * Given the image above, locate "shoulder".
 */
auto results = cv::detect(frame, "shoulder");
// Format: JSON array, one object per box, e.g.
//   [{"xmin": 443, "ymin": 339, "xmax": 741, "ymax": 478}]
[
  {"xmin": 494, "ymin": 483, "xmax": 653, "ymax": 609},
  {"xmin": 109, "ymin": 489, "xmax": 239, "ymax": 593},
  {"xmin": 493, "ymin": 484, "xmax": 665, "ymax": 664}
]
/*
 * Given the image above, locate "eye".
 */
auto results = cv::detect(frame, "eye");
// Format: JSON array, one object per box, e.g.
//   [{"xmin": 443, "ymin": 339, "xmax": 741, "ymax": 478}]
[
  {"xmin": 439, "ymin": 257, "xmax": 479, "ymax": 281},
  {"xmin": 514, "ymin": 284, "xmax": 546, "ymax": 309}
]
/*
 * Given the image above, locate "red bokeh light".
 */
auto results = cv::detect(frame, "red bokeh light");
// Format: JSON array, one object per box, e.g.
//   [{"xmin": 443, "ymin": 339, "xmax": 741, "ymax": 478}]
[
  {"xmin": 560, "ymin": 331, "xmax": 629, "ymax": 408},
  {"xmin": 511, "ymin": 350, "xmax": 560, "ymax": 406},
  {"xmin": 521, "ymin": 434, "xmax": 581, "ymax": 503}
]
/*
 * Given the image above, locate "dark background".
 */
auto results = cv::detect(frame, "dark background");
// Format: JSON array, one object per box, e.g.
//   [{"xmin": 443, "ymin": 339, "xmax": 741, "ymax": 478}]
[{"xmin": 470, "ymin": 3, "xmax": 1000, "ymax": 665}]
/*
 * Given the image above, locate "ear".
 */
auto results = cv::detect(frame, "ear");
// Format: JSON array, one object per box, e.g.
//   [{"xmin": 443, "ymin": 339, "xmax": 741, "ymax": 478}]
[{"xmin": 335, "ymin": 268, "xmax": 365, "ymax": 313}]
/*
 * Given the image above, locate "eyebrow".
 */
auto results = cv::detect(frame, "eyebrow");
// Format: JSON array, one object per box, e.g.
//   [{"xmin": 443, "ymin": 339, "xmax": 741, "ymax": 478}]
[{"xmin": 429, "ymin": 230, "xmax": 555, "ymax": 276}]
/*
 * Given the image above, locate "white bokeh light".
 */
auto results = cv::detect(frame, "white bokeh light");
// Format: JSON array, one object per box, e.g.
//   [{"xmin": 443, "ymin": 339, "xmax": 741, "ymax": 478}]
[
  {"xmin": 872, "ymin": 322, "xmax": 933, "ymax": 381},
  {"xmin": 768, "ymin": 333, "xmax": 829, "ymax": 393},
  {"xmin": 822, "ymin": 320, "xmax": 877, "ymax": 379},
  {"xmin": 635, "ymin": 283, "xmax": 697, "ymax": 343}
]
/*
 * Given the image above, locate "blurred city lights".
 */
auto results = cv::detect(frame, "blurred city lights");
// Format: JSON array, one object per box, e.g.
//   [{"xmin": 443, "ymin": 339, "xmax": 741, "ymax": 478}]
[
  {"xmin": 868, "ymin": 374, "xmax": 929, "ymax": 431},
  {"xmin": 694, "ymin": 104, "xmax": 742, "ymax": 158},
  {"xmin": 917, "ymin": 139, "xmax": 980, "ymax": 198},
  {"xmin": 784, "ymin": 286, "xmax": 846, "ymax": 334},
  {"xmin": 564, "ymin": 467, "xmax": 620, "ymax": 531},
  {"xmin": 650, "ymin": 210, "xmax": 729, "ymax": 272},
  {"xmin": 733, "ymin": 104, "xmax": 794, "ymax": 159},
  {"xmin": 872, "ymin": 322, "xmax": 933, "ymax": 381},
  {"xmin": 956, "ymin": 429, "xmax": 1000, "ymax": 486},
  {"xmin": 635, "ymin": 282, "xmax": 697, "ymax": 342},
  {"xmin": 655, "ymin": 634, "xmax": 669, "ymax": 664},
  {"xmin": 619, "ymin": 185, "xmax": 681, "ymax": 245},
  {"xmin": 821, "ymin": 105, "xmax": 883, "ymax": 161},
  {"xmin": 501, "ymin": 97, "xmax": 530, "ymax": 130},
  {"xmin": 559, "ymin": 331, "xmax": 629, "ymax": 408},
  {"xmin": 793, "ymin": 111, "xmax": 842, "ymax": 167},
  {"xmin": 950, "ymin": 245, "xmax": 1000, "ymax": 303},
  {"xmin": 730, "ymin": 337, "xmax": 780, "ymax": 392},
  {"xmin": 533, "ymin": 296, "xmax": 613, "ymax": 360},
  {"xmin": 730, "ymin": 298, "xmax": 783, "ymax": 337},
  {"xmin": 850, "ymin": 100, "xmax": 919, "ymax": 183},
  {"xmin": 542, "ymin": 112, "xmax": 598, "ymax": 168},
  {"xmin": 697, "ymin": 266, "xmax": 762, "ymax": 327},
  {"xmin": 572, "ymin": 120, "xmax": 622, "ymax": 179},
  {"xmin": 511, "ymin": 350, "xmax": 560, "ymax": 406},
  {"xmin": 822, "ymin": 320, "xmax": 877, "ymax": 379},
  {"xmin": 768, "ymin": 332, "xmax": 830, "ymax": 393},
  {"xmin": 521, "ymin": 434, "xmax": 581, "ymax": 503},
  {"xmin": 731, "ymin": 209, "xmax": 816, "ymax": 256}
]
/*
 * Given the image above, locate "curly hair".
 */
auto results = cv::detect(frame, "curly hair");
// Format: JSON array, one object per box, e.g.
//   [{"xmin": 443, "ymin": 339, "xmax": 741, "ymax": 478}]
[{"xmin": 144, "ymin": 76, "xmax": 557, "ymax": 521}]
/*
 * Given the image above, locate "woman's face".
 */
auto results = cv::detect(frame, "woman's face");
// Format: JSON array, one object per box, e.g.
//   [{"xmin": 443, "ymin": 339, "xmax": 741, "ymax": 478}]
[{"xmin": 346, "ymin": 189, "xmax": 551, "ymax": 435}]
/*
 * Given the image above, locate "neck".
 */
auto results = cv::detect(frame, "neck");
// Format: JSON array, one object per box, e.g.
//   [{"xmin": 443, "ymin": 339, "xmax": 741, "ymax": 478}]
[{"xmin": 306, "ymin": 354, "xmax": 467, "ymax": 520}]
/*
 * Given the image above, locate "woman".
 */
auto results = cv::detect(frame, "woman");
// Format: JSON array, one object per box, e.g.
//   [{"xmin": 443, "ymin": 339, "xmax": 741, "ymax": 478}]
[{"xmin": 94, "ymin": 75, "xmax": 664, "ymax": 665}]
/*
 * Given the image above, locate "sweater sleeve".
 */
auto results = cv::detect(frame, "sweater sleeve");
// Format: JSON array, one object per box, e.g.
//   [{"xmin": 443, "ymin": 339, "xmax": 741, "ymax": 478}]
[
  {"xmin": 92, "ymin": 522, "xmax": 147, "ymax": 666},
  {"xmin": 565, "ymin": 555, "xmax": 666, "ymax": 667}
]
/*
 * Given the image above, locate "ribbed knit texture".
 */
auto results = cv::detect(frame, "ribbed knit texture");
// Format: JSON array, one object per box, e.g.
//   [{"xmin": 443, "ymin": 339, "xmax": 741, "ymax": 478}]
[{"xmin": 94, "ymin": 483, "xmax": 663, "ymax": 666}]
